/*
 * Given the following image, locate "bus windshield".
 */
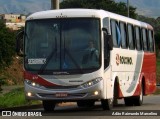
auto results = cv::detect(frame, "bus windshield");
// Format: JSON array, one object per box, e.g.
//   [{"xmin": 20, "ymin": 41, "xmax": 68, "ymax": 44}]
[{"xmin": 24, "ymin": 18, "xmax": 101, "ymax": 74}]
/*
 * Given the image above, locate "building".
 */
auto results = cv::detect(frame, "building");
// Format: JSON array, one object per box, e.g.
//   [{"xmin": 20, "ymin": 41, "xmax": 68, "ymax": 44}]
[
  {"xmin": 0, "ymin": 14, "xmax": 26, "ymax": 30},
  {"xmin": 0, "ymin": 14, "xmax": 26, "ymax": 23}
]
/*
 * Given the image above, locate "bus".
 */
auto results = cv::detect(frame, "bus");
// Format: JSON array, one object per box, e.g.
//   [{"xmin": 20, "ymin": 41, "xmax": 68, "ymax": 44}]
[{"xmin": 16, "ymin": 9, "xmax": 156, "ymax": 111}]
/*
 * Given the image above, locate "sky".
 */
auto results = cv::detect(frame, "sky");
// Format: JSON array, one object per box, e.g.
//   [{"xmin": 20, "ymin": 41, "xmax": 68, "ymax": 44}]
[{"xmin": 115, "ymin": 0, "xmax": 160, "ymax": 18}]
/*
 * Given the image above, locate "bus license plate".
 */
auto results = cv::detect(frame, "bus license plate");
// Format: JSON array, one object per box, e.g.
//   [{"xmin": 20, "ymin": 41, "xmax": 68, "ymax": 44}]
[{"xmin": 55, "ymin": 93, "xmax": 68, "ymax": 97}]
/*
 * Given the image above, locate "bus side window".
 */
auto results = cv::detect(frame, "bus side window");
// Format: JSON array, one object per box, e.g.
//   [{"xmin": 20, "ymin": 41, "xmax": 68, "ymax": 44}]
[
  {"xmin": 135, "ymin": 26, "xmax": 142, "ymax": 51},
  {"xmin": 120, "ymin": 22, "xmax": 127, "ymax": 49},
  {"xmin": 110, "ymin": 20, "xmax": 119, "ymax": 47},
  {"xmin": 127, "ymin": 24, "xmax": 135, "ymax": 50},
  {"xmin": 142, "ymin": 28, "xmax": 148, "ymax": 51},
  {"xmin": 148, "ymin": 30, "xmax": 154, "ymax": 52}
]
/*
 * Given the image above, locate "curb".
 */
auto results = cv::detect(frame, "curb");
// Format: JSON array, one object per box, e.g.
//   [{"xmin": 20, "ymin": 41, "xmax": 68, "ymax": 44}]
[{"xmin": 0, "ymin": 104, "xmax": 42, "ymax": 111}]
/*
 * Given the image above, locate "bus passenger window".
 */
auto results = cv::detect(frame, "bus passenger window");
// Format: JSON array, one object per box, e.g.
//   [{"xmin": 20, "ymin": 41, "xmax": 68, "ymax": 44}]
[
  {"xmin": 120, "ymin": 22, "xmax": 127, "ymax": 49},
  {"xmin": 148, "ymin": 30, "xmax": 154, "ymax": 52},
  {"xmin": 127, "ymin": 24, "xmax": 135, "ymax": 50},
  {"xmin": 135, "ymin": 26, "xmax": 142, "ymax": 51},
  {"xmin": 142, "ymin": 29, "xmax": 148, "ymax": 51},
  {"xmin": 111, "ymin": 20, "xmax": 119, "ymax": 47}
]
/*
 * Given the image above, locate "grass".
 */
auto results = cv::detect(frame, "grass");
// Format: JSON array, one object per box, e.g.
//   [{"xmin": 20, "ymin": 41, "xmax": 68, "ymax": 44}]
[
  {"xmin": 153, "ymin": 88, "xmax": 160, "ymax": 95},
  {"xmin": 0, "ymin": 87, "xmax": 41, "ymax": 108},
  {"xmin": 157, "ymin": 57, "xmax": 160, "ymax": 84}
]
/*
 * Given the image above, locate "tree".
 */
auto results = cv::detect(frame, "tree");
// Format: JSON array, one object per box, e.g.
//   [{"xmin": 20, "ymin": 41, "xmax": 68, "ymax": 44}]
[
  {"xmin": 60, "ymin": 0, "xmax": 138, "ymax": 19},
  {"xmin": 0, "ymin": 20, "xmax": 16, "ymax": 70},
  {"xmin": 155, "ymin": 32, "xmax": 160, "ymax": 57}
]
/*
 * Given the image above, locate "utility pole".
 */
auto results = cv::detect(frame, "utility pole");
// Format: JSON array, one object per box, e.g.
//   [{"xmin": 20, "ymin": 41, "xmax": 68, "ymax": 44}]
[
  {"xmin": 127, "ymin": 0, "xmax": 130, "ymax": 17},
  {"xmin": 51, "ymin": 0, "xmax": 59, "ymax": 10}
]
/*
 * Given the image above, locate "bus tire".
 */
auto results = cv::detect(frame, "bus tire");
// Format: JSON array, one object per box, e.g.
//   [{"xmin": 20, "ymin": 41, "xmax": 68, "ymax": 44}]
[
  {"xmin": 133, "ymin": 84, "xmax": 143, "ymax": 106},
  {"xmin": 43, "ymin": 100, "xmax": 56, "ymax": 111},
  {"xmin": 77, "ymin": 100, "xmax": 95, "ymax": 107},
  {"xmin": 101, "ymin": 80, "xmax": 118, "ymax": 110},
  {"xmin": 101, "ymin": 98, "xmax": 113, "ymax": 110},
  {"xmin": 124, "ymin": 97, "xmax": 134, "ymax": 106}
]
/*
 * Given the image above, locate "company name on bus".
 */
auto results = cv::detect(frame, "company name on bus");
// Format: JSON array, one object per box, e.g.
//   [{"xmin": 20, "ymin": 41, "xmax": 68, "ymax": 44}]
[{"xmin": 116, "ymin": 54, "xmax": 133, "ymax": 66}]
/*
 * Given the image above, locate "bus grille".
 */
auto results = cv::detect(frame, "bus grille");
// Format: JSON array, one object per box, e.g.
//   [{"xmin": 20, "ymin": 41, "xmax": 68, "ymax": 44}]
[
  {"xmin": 38, "ymin": 93, "xmax": 86, "ymax": 98},
  {"xmin": 43, "ymin": 85, "xmax": 79, "ymax": 89}
]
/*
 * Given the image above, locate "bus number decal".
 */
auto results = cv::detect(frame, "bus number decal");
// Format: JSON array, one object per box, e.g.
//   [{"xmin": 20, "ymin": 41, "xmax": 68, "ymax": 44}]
[{"xmin": 28, "ymin": 58, "xmax": 46, "ymax": 64}]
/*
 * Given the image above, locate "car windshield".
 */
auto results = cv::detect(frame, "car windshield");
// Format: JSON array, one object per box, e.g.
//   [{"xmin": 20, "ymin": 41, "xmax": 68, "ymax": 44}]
[{"xmin": 24, "ymin": 18, "xmax": 101, "ymax": 74}]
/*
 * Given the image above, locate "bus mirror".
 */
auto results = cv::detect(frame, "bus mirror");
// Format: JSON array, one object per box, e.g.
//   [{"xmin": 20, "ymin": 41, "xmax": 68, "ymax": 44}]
[
  {"xmin": 102, "ymin": 28, "xmax": 108, "ymax": 34},
  {"xmin": 16, "ymin": 30, "xmax": 24, "ymax": 57}
]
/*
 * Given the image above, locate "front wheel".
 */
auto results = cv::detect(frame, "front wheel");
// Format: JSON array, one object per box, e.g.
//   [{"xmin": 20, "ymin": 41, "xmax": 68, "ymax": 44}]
[{"xmin": 101, "ymin": 98, "xmax": 113, "ymax": 110}]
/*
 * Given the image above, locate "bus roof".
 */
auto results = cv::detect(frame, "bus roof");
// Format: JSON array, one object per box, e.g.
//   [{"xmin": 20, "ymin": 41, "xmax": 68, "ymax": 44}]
[{"xmin": 27, "ymin": 9, "xmax": 153, "ymax": 30}]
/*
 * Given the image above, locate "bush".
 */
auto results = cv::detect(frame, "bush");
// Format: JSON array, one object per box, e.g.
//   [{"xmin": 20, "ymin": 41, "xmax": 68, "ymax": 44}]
[
  {"xmin": 155, "ymin": 32, "xmax": 160, "ymax": 57},
  {"xmin": 0, "ymin": 20, "xmax": 16, "ymax": 71}
]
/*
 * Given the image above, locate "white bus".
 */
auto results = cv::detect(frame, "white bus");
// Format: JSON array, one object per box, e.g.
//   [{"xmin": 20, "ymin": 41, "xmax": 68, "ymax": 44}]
[{"xmin": 16, "ymin": 9, "xmax": 156, "ymax": 111}]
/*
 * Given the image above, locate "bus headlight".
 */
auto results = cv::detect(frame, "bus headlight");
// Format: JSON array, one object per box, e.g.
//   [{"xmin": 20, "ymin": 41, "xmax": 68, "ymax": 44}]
[
  {"xmin": 25, "ymin": 79, "xmax": 40, "ymax": 88},
  {"xmin": 80, "ymin": 77, "xmax": 102, "ymax": 88}
]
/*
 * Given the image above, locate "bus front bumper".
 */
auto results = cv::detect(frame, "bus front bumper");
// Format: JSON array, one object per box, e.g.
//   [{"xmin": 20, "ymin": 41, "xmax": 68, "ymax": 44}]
[{"xmin": 24, "ymin": 80, "xmax": 103, "ymax": 101}]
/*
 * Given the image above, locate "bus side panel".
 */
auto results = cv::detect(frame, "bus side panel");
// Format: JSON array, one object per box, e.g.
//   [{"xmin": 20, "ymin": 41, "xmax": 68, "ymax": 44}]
[
  {"xmin": 141, "ymin": 52, "xmax": 156, "ymax": 95},
  {"xmin": 110, "ymin": 48, "xmax": 142, "ymax": 98},
  {"xmin": 104, "ymin": 66, "xmax": 114, "ymax": 99}
]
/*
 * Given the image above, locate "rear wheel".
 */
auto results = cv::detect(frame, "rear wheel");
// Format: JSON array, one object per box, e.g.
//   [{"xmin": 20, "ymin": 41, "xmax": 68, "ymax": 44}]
[
  {"xmin": 124, "ymin": 97, "xmax": 134, "ymax": 106},
  {"xmin": 43, "ymin": 100, "xmax": 56, "ymax": 111},
  {"xmin": 124, "ymin": 84, "xmax": 143, "ymax": 106},
  {"xmin": 133, "ymin": 84, "xmax": 143, "ymax": 106}
]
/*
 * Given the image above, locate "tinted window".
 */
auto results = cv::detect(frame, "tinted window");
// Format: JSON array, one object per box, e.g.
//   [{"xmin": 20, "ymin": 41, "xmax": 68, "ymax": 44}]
[
  {"xmin": 135, "ymin": 26, "xmax": 142, "ymax": 50},
  {"xmin": 148, "ymin": 30, "xmax": 154, "ymax": 52},
  {"xmin": 120, "ymin": 22, "xmax": 127, "ymax": 48},
  {"xmin": 128, "ymin": 24, "xmax": 135, "ymax": 49},
  {"xmin": 111, "ymin": 20, "xmax": 120, "ymax": 47},
  {"xmin": 142, "ymin": 28, "xmax": 148, "ymax": 51},
  {"xmin": 24, "ymin": 18, "xmax": 101, "ymax": 73}
]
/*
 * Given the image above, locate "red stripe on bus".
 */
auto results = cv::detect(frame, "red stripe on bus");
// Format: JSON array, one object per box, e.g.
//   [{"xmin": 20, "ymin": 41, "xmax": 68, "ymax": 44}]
[
  {"xmin": 24, "ymin": 71, "xmax": 59, "ymax": 86},
  {"xmin": 140, "ymin": 52, "xmax": 156, "ymax": 95}
]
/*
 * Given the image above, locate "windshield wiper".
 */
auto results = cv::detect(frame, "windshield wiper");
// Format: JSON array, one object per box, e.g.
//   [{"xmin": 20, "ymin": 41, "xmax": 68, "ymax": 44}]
[
  {"xmin": 38, "ymin": 38, "xmax": 57, "ymax": 74},
  {"xmin": 64, "ymin": 48, "xmax": 83, "ymax": 74}
]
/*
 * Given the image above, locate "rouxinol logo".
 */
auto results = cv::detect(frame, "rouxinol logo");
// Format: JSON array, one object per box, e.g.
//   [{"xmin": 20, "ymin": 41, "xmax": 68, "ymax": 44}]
[{"xmin": 116, "ymin": 54, "xmax": 133, "ymax": 66}]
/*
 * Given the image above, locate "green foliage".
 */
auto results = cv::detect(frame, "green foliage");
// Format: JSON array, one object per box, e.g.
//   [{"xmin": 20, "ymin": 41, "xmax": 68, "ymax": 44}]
[
  {"xmin": 0, "ymin": 76, "xmax": 7, "ymax": 85},
  {"xmin": 157, "ymin": 58, "xmax": 160, "ymax": 84},
  {"xmin": 0, "ymin": 20, "xmax": 16, "ymax": 70},
  {"xmin": 137, "ymin": 15, "xmax": 160, "ymax": 34},
  {"xmin": 0, "ymin": 87, "xmax": 41, "ymax": 108},
  {"xmin": 60, "ymin": 0, "xmax": 138, "ymax": 19},
  {"xmin": 155, "ymin": 32, "xmax": 160, "ymax": 57}
]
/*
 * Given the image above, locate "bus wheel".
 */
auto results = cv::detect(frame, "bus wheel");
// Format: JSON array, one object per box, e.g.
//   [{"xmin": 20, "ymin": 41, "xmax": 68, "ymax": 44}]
[
  {"xmin": 77, "ymin": 100, "xmax": 95, "ymax": 107},
  {"xmin": 101, "ymin": 98, "xmax": 113, "ymax": 110},
  {"xmin": 133, "ymin": 84, "xmax": 143, "ymax": 106},
  {"xmin": 43, "ymin": 100, "xmax": 56, "ymax": 111},
  {"xmin": 124, "ymin": 97, "xmax": 134, "ymax": 106}
]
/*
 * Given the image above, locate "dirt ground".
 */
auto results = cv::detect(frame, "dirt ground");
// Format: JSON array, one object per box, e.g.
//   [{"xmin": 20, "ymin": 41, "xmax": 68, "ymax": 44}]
[{"xmin": 0, "ymin": 56, "xmax": 23, "ymax": 85}]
